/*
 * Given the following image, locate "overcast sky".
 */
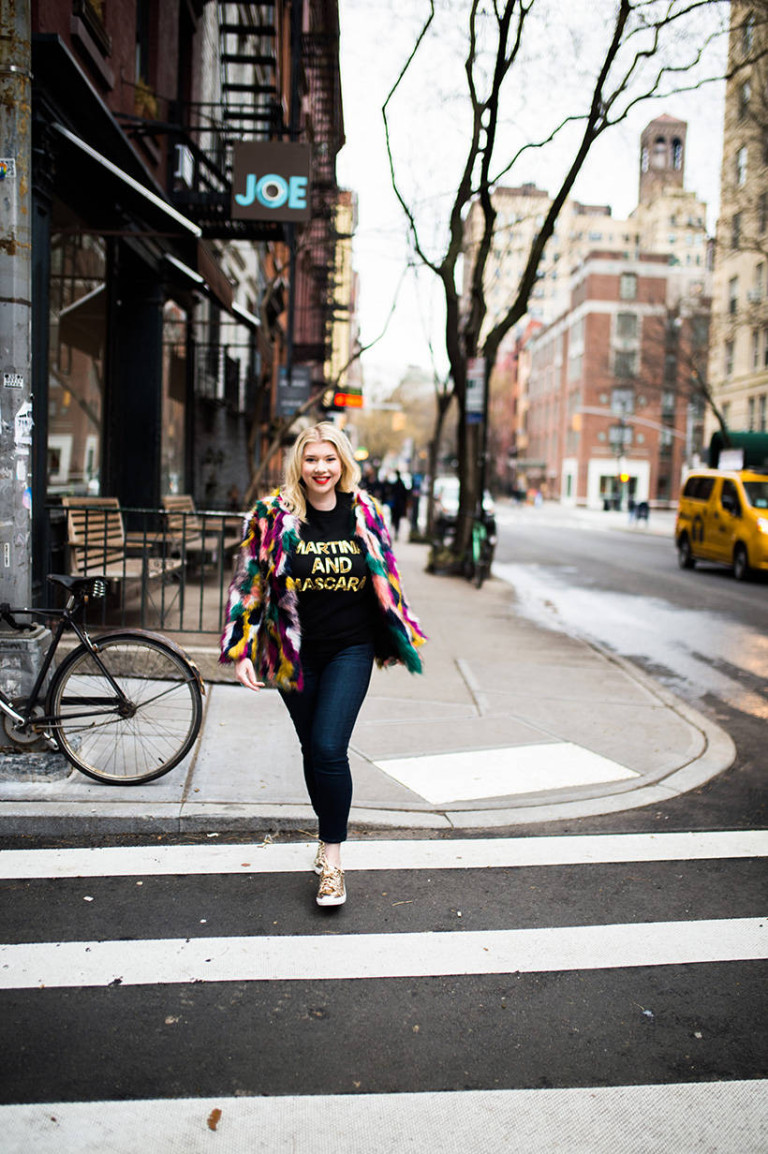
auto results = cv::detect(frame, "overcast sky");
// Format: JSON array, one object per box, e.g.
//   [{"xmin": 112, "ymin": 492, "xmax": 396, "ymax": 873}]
[{"xmin": 335, "ymin": 0, "xmax": 728, "ymax": 393}]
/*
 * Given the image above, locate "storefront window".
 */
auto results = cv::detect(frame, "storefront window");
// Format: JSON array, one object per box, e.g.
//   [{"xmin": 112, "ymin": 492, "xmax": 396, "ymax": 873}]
[
  {"xmin": 48, "ymin": 201, "xmax": 106, "ymax": 495},
  {"xmin": 161, "ymin": 300, "xmax": 188, "ymax": 496}
]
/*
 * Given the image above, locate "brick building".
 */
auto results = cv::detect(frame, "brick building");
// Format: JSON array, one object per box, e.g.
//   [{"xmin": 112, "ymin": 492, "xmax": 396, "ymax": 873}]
[{"xmin": 523, "ymin": 251, "xmax": 709, "ymax": 509}]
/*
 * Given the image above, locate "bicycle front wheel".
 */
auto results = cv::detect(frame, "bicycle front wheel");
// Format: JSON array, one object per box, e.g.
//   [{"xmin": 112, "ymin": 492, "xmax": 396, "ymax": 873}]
[{"xmin": 47, "ymin": 632, "xmax": 203, "ymax": 784}]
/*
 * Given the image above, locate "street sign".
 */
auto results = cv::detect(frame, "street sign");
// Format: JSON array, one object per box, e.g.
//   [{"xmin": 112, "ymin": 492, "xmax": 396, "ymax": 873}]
[
  {"xmin": 231, "ymin": 143, "xmax": 311, "ymax": 223},
  {"xmin": 466, "ymin": 357, "xmax": 485, "ymax": 424},
  {"xmin": 276, "ymin": 365, "xmax": 312, "ymax": 416}
]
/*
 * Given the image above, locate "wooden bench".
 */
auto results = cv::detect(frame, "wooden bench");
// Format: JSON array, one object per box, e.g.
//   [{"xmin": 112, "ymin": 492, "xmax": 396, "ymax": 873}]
[
  {"xmin": 62, "ymin": 497, "xmax": 183, "ymax": 584},
  {"xmin": 161, "ymin": 495, "xmax": 243, "ymax": 559}
]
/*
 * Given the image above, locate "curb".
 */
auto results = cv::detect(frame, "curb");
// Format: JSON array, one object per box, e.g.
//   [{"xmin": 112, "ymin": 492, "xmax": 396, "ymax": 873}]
[{"xmin": 0, "ymin": 656, "xmax": 735, "ymax": 838}]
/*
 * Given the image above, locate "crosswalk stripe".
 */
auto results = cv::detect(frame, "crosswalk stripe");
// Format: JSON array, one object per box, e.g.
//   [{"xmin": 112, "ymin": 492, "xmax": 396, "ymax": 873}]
[
  {"xmin": 2, "ymin": 830, "xmax": 767, "ymax": 879},
  {"xmin": 1, "ymin": 1081, "xmax": 766, "ymax": 1154},
  {"xmin": 2, "ymin": 917, "xmax": 765, "ymax": 990}
]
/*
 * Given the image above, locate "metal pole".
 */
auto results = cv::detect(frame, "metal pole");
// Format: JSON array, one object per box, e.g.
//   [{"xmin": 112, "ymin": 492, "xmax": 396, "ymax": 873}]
[
  {"xmin": 478, "ymin": 355, "xmax": 490, "ymax": 514},
  {"xmin": 0, "ymin": 2, "xmax": 55, "ymax": 757},
  {"xmin": 0, "ymin": 0, "xmax": 32, "ymax": 607},
  {"xmin": 283, "ymin": 0, "xmax": 304, "ymax": 397}
]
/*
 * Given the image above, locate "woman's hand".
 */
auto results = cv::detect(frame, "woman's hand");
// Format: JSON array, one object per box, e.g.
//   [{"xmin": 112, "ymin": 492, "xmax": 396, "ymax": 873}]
[{"xmin": 235, "ymin": 657, "xmax": 265, "ymax": 692}]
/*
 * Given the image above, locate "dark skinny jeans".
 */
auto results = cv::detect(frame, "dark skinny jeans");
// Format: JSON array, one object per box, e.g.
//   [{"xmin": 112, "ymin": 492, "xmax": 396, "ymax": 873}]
[{"xmin": 279, "ymin": 642, "xmax": 375, "ymax": 844}]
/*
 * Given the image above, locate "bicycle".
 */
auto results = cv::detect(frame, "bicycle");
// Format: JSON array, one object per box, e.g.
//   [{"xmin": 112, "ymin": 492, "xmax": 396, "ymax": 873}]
[
  {"xmin": 464, "ymin": 509, "xmax": 497, "ymax": 589},
  {"xmin": 0, "ymin": 574, "xmax": 205, "ymax": 785}
]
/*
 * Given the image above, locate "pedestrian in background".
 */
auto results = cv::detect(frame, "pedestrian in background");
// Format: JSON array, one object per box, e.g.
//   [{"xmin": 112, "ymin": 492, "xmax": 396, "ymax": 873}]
[
  {"xmin": 220, "ymin": 423, "xmax": 426, "ymax": 907},
  {"xmin": 387, "ymin": 470, "xmax": 410, "ymax": 541}
]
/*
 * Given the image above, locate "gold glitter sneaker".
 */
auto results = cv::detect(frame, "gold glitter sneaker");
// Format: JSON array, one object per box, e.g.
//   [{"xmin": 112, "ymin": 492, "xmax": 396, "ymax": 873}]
[
  {"xmin": 313, "ymin": 841, "xmax": 328, "ymax": 875},
  {"xmin": 316, "ymin": 865, "xmax": 346, "ymax": 907}
]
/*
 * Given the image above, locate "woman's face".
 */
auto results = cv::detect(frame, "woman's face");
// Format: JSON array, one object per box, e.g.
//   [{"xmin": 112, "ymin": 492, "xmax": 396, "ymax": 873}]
[{"xmin": 301, "ymin": 440, "xmax": 342, "ymax": 502}]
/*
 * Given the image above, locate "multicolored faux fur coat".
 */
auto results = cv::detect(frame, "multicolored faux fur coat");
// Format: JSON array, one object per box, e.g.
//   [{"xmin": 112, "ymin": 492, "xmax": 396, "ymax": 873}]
[{"xmin": 219, "ymin": 488, "xmax": 427, "ymax": 690}]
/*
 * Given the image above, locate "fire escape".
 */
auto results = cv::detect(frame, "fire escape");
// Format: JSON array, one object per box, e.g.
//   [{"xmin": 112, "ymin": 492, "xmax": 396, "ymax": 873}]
[
  {"xmin": 293, "ymin": 7, "xmax": 344, "ymax": 368},
  {"xmin": 158, "ymin": 1, "xmax": 288, "ymax": 240}
]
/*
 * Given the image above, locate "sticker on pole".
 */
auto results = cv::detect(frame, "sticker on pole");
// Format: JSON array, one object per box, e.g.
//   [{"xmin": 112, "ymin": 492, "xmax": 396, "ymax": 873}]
[
  {"xmin": 14, "ymin": 401, "xmax": 33, "ymax": 447},
  {"xmin": 0, "ymin": 159, "xmax": 16, "ymax": 181},
  {"xmin": 4, "ymin": 373, "xmax": 23, "ymax": 389}
]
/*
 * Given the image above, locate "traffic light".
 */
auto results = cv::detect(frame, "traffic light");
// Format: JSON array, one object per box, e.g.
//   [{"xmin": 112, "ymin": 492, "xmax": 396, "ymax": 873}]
[{"xmin": 321, "ymin": 387, "xmax": 363, "ymax": 411}]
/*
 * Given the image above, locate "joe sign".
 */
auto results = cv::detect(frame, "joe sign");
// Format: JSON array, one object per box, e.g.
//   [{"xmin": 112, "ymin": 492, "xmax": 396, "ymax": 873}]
[{"xmin": 231, "ymin": 142, "xmax": 311, "ymax": 223}]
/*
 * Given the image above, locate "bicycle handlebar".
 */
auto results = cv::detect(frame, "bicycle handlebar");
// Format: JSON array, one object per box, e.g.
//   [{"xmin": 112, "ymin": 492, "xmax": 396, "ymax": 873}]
[{"xmin": 0, "ymin": 604, "xmax": 37, "ymax": 632}]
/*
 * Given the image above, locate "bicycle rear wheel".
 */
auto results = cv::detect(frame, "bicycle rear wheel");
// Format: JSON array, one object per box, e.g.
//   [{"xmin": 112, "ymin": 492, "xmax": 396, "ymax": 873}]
[{"xmin": 47, "ymin": 632, "xmax": 203, "ymax": 784}]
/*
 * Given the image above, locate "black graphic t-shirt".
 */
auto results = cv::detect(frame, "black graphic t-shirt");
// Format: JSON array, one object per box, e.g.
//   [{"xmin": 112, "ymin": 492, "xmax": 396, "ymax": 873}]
[{"xmin": 293, "ymin": 491, "xmax": 375, "ymax": 661}]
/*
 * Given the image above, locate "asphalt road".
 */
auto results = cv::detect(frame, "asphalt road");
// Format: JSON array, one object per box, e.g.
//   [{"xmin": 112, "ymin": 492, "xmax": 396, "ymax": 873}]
[
  {"xmin": 1, "ymin": 505, "xmax": 766, "ymax": 1149},
  {"xmin": 490, "ymin": 503, "xmax": 768, "ymax": 835},
  {"xmin": 0, "ymin": 834, "xmax": 766, "ymax": 1152},
  {"xmin": 493, "ymin": 505, "xmax": 768, "ymax": 720}
]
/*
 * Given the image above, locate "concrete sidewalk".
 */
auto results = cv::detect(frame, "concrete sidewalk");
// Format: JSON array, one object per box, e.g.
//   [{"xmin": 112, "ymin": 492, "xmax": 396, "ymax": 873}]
[{"xmin": 0, "ymin": 516, "xmax": 735, "ymax": 837}]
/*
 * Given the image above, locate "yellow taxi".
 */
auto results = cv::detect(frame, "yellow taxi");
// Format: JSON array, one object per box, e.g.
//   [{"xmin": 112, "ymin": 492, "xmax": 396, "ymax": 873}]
[{"xmin": 675, "ymin": 469, "xmax": 768, "ymax": 580}]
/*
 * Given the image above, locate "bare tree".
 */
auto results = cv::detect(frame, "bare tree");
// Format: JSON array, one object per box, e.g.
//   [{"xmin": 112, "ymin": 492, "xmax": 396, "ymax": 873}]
[{"xmin": 384, "ymin": 0, "xmax": 768, "ymax": 556}]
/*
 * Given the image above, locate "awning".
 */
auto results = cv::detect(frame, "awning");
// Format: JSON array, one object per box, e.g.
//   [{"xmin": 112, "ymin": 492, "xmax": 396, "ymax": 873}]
[
  {"xmin": 231, "ymin": 301, "xmax": 260, "ymax": 330},
  {"xmin": 52, "ymin": 123, "xmax": 201, "ymax": 239},
  {"xmin": 163, "ymin": 254, "xmax": 260, "ymax": 330}
]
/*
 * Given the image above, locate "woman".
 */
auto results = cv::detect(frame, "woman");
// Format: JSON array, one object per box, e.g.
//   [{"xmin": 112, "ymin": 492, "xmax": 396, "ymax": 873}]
[{"xmin": 220, "ymin": 423, "xmax": 426, "ymax": 907}]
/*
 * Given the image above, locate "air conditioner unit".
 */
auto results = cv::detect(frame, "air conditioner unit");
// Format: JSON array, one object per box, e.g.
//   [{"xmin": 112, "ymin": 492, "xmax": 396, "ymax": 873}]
[
  {"xmin": 747, "ymin": 289, "xmax": 763, "ymax": 303},
  {"xmin": 174, "ymin": 144, "xmax": 195, "ymax": 188}
]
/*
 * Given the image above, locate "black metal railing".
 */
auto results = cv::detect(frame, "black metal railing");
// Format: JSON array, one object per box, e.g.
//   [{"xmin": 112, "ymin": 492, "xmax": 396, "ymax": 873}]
[{"xmin": 46, "ymin": 502, "xmax": 245, "ymax": 637}]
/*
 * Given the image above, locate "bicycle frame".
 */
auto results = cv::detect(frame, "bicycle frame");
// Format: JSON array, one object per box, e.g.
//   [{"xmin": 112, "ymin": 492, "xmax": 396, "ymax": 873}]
[{"xmin": 0, "ymin": 603, "xmax": 131, "ymax": 733}]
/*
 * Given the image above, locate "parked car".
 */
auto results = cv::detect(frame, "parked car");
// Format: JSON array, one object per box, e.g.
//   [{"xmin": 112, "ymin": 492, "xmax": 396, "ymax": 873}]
[
  {"xmin": 675, "ymin": 468, "xmax": 768, "ymax": 580},
  {"xmin": 433, "ymin": 476, "xmax": 495, "ymax": 535}
]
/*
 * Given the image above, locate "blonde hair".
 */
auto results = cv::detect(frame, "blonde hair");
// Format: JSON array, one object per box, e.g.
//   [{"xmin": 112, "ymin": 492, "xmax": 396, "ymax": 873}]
[{"xmin": 281, "ymin": 423, "xmax": 361, "ymax": 520}]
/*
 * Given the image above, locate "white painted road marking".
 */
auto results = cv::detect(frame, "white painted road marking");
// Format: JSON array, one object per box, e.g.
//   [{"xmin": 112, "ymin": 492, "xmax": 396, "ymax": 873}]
[
  {"xmin": 1, "ymin": 1082, "xmax": 766, "ymax": 1154},
  {"xmin": 376, "ymin": 741, "xmax": 638, "ymax": 803},
  {"xmin": 1, "ymin": 917, "xmax": 765, "ymax": 990},
  {"xmin": 1, "ymin": 830, "xmax": 767, "ymax": 879}
]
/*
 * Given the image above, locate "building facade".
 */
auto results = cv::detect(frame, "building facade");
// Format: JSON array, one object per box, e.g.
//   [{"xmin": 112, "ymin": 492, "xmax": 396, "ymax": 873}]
[
  {"xmin": 524, "ymin": 251, "xmax": 709, "ymax": 509},
  {"xmin": 707, "ymin": 1, "xmax": 768, "ymax": 443},
  {"xmin": 29, "ymin": 0, "xmax": 345, "ymax": 596},
  {"xmin": 461, "ymin": 115, "xmax": 712, "ymax": 501}
]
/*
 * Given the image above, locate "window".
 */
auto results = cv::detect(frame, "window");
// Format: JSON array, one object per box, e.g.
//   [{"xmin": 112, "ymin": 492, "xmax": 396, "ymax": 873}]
[
  {"xmin": 726, "ymin": 340, "xmax": 735, "ymax": 376},
  {"xmin": 616, "ymin": 312, "xmax": 637, "ymax": 338},
  {"xmin": 764, "ymin": 327, "xmax": 768, "ymax": 368},
  {"xmin": 721, "ymin": 479, "xmax": 741, "ymax": 515},
  {"xmin": 672, "ymin": 138, "xmax": 683, "ymax": 170},
  {"xmin": 660, "ymin": 428, "xmax": 674, "ymax": 457},
  {"xmin": 620, "ymin": 273, "xmax": 637, "ymax": 300},
  {"xmin": 755, "ymin": 262, "xmax": 765, "ymax": 297},
  {"xmin": 48, "ymin": 201, "xmax": 107, "ymax": 497},
  {"xmin": 614, "ymin": 350, "xmax": 637, "ymax": 378},
  {"xmin": 567, "ymin": 353, "xmax": 583, "ymax": 382},
  {"xmin": 760, "ymin": 394, "xmax": 767, "ymax": 432},
  {"xmin": 732, "ymin": 212, "xmax": 742, "ymax": 249},
  {"xmin": 692, "ymin": 315, "xmax": 709, "ymax": 347},
  {"xmin": 760, "ymin": 193, "xmax": 768, "ymax": 234},
  {"xmin": 736, "ymin": 146, "xmax": 748, "ymax": 186},
  {"xmin": 609, "ymin": 424, "xmax": 633, "ymax": 447},
  {"xmin": 683, "ymin": 475, "xmax": 715, "ymax": 500},
  {"xmin": 739, "ymin": 81, "xmax": 751, "ymax": 120},
  {"xmin": 652, "ymin": 136, "xmax": 667, "ymax": 168},
  {"xmin": 136, "ymin": 0, "xmax": 151, "ymax": 83},
  {"xmin": 748, "ymin": 396, "xmax": 756, "ymax": 430},
  {"xmin": 729, "ymin": 276, "xmax": 739, "ymax": 315},
  {"xmin": 662, "ymin": 390, "xmax": 676, "ymax": 416},
  {"xmin": 664, "ymin": 353, "xmax": 678, "ymax": 383},
  {"xmin": 742, "ymin": 11, "xmax": 755, "ymax": 53},
  {"xmin": 611, "ymin": 386, "xmax": 635, "ymax": 415},
  {"xmin": 753, "ymin": 328, "xmax": 761, "ymax": 370}
]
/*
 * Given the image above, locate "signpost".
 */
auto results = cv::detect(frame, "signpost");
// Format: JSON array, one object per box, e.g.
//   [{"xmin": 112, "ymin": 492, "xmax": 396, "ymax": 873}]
[{"xmin": 276, "ymin": 365, "xmax": 312, "ymax": 417}]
